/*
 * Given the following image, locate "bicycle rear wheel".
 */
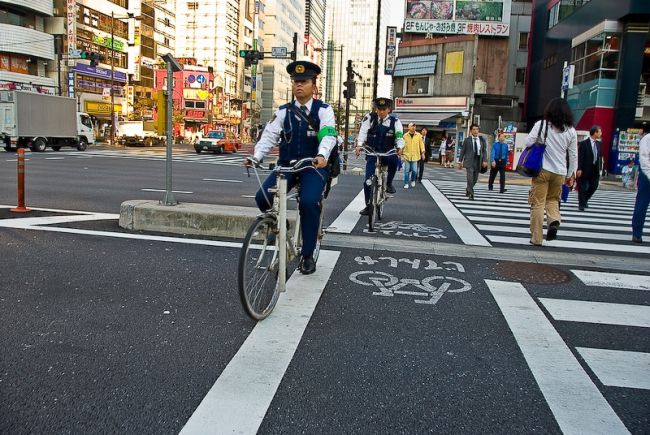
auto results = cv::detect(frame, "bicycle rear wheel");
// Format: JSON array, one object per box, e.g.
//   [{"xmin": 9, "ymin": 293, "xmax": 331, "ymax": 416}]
[
  {"xmin": 368, "ymin": 178, "xmax": 378, "ymax": 232},
  {"xmin": 377, "ymin": 173, "xmax": 386, "ymax": 220},
  {"xmin": 238, "ymin": 216, "xmax": 280, "ymax": 320},
  {"xmin": 312, "ymin": 202, "xmax": 325, "ymax": 262}
]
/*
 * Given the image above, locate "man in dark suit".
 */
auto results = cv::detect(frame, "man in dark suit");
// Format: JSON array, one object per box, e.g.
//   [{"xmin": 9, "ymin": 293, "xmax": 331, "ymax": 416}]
[
  {"xmin": 458, "ymin": 123, "xmax": 488, "ymax": 200},
  {"xmin": 577, "ymin": 125, "xmax": 603, "ymax": 211}
]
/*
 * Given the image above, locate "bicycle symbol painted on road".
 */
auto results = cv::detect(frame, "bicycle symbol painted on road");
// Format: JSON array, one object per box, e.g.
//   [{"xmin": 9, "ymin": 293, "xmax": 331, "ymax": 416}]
[
  {"xmin": 362, "ymin": 221, "xmax": 447, "ymax": 239},
  {"xmin": 349, "ymin": 271, "xmax": 472, "ymax": 305}
]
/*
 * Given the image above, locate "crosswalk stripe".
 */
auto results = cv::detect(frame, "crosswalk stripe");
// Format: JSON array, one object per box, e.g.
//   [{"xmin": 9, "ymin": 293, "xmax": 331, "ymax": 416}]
[
  {"xmin": 575, "ymin": 348, "xmax": 650, "ymax": 390},
  {"xmin": 487, "ymin": 235, "xmax": 650, "ymax": 253},
  {"xmin": 439, "ymin": 190, "xmax": 639, "ymax": 206},
  {"xmin": 539, "ymin": 298, "xmax": 650, "ymax": 328},
  {"xmin": 571, "ymin": 270, "xmax": 650, "ymax": 290},
  {"xmin": 485, "ymin": 280, "xmax": 629, "ymax": 435},
  {"xmin": 422, "ymin": 180, "xmax": 491, "ymax": 246},
  {"xmin": 452, "ymin": 200, "xmax": 636, "ymax": 217},
  {"xmin": 180, "ymin": 250, "xmax": 341, "ymax": 435},
  {"xmin": 459, "ymin": 208, "xmax": 632, "ymax": 224},
  {"xmin": 328, "ymin": 189, "xmax": 365, "ymax": 234},
  {"xmin": 477, "ymin": 225, "xmax": 634, "ymax": 241},
  {"xmin": 468, "ymin": 216, "xmax": 649, "ymax": 233},
  {"xmin": 444, "ymin": 196, "xmax": 637, "ymax": 213}
]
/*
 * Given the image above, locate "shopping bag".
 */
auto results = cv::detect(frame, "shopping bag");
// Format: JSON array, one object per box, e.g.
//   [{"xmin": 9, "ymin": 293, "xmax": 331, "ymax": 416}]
[
  {"xmin": 516, "ymin": 121, "xmax": 548, "ymax": 178},
  {"xmin": 561, "ymin": 184, "xmax": 570, "ymax": 203}
]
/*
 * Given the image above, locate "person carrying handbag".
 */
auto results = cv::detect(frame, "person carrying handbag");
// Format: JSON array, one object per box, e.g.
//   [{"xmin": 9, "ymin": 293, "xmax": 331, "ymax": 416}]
[{"xmin": 527, "ymin": 98, "xmax": 577, "ymax": 246}]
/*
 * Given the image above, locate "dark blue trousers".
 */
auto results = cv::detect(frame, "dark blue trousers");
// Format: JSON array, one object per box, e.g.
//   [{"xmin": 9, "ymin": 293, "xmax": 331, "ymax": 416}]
[
  {"xmin": 364, "ymin": 154, "xmax": 398, "ymax": 203},
  {"xmin": 255, "ymin": 168, "xmax": 328, "ymax": 258},
  {"xmin": 632, "ymin": 171, "xmax": 649, "ymax": 241}
]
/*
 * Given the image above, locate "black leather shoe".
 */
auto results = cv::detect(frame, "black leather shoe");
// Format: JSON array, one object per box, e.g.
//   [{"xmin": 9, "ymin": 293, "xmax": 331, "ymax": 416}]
[
  {"xmin": 359, "ymin": 206, "xmax": 369, "ymax": 216},
  {"xmin": 488, "ymin": 186, "xmax": 493, "ymax": 191},
  {"xmin": 299, "ymin": 256, "xmax": 316, "ymax": 274},
  {"xmin": 578, "ymin": 206, "xmax": 585, "ymax": 211},
  {"xmin": 546, "ymin": 221, "xmax": 560, "ymax": 241},
  {"xmin": 465, "ymin": 189, "xmax": 470, "ymax": 197},
  {"xmin": 632, "ymin": 237, "xmax": 643, "ymax": 243},
  {"xmin": 500, "ymin": 189, "xmax": 507, "ymax": 193},
  {"xmin": 469, "ymin": 194, "xmax": 474, "ymax": 200},
  {"xmin": 386, "ymin": 184, "xmax": 396, "ymax": 194}
]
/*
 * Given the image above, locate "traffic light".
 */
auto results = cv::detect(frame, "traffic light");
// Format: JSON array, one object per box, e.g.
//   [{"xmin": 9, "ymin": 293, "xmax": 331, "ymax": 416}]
[
  {"xmin": 344, "ymin": 60, "xmax": 356, "ymax": 100},
  {"xmin": 80, "ymin": 52, "xmax": 105, "ymax": 67},
  {"xmin": 238, "ymin": 49, "xmax": 264, "ymax": 68},
  {"xmin": 154, "ymin": 90, "xmax": 166, "ymax": 136}
]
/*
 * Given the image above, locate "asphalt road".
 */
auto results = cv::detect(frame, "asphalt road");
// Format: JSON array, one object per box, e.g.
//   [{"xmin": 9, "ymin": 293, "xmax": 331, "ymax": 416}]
[{"xmin": 0, "ymin": 146, "xmax": 648, "ymax": 434}]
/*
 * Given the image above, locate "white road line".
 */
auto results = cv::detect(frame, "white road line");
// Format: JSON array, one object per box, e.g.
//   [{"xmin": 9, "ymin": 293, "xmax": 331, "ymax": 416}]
[
  {"xmin": 241, "ymin": 194, "xmax": 256, "ymax": 198},
  {"xmin": 45, "ymin": 157, "xmax": 65, "ymax": 160},
  {"xmin": 422, "ymin": 180, "xmax": 491, "ymax": 246},
  {"xmin": 576, "ymin": 348, "xmax": 650, "ymax": 390},
  {"xmin": 476, "ymin": 224, "xmax": 634, "ymax": 241},
  {"xmin": 487, "ymin": 235, "xmax": 650, "ymax": 254},
  {"xmin": 460, "ymin": 208, "xmax": 631, "ymax": 225},
  {"xmin": 472, "ymin": 218, "xmax": 649, "ymax": 234},
  {"xmin": 457, "ymin": 203, "xmax": 634, "ymax": 220},
  {"xmin": 539, "ymin": 298, "xmax": 650, "ymax": 328},
  {"xmin": 328, "ymin": 189, "xmax": 365, "ymax": 233},
  {"xmin": 571, "ymin": 270, "xmax": 650, "ymax": 291},
  {"xmin": 180, "ymin": 250, "xmax": 340, "ymax": 435},
  {"xmin": 202, "ymin": 178, "xmax": 243, "ymax": 183},
  {"xmin": 0, "ymin": 213, "xmax": 118, "ymax": 227},
  {"xmin": 0, "ymin": 204, "xmax": 101, "ymax": 214},
  {"xmin": 140, "ymin": 188, "xmax": 193, "ymax": 194},
  {"xmin": 485, "ymin": 279, "xmax": 629, "ymax": 435}
]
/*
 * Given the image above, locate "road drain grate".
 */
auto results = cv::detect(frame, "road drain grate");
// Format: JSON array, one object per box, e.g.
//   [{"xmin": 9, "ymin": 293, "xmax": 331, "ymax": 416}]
[{"xmin": 495, "ymin": 261, "xmax": 571, "ymax": 284}]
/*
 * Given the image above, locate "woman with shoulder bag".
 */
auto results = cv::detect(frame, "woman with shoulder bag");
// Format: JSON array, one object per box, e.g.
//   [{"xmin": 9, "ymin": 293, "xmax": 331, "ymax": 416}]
[{"xmin": 527, "ymin": 98, "xmax": 578, "ymax": 246}]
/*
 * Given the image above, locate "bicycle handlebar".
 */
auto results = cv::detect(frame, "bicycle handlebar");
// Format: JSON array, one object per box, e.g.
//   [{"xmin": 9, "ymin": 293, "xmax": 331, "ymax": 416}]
[{"xmin": 359, "ymin": 146, "xmax": 398, "ymax": 158}]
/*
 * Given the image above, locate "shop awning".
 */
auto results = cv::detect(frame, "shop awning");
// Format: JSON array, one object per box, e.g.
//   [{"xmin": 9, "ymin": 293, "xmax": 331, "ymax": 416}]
[{"xmin": 392, "ymin": 112, "xmax": 460, "ymax": 126}]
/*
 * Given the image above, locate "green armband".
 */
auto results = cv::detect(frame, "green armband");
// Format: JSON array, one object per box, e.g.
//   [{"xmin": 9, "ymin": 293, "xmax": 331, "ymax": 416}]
[
  {"xmin": 395, "ymin": 131, "xmax": 404, "ymax": 139},
  {"xmin": 317, "ymin": 125, "xmax": 337, "ymax": 143}
]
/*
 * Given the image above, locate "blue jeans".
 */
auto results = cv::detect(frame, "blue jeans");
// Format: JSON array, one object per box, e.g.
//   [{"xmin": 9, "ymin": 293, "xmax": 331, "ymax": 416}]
[
  {"xmin": 632, "ymin": 170, "xmax": 649, "ymax": 240},
  {"xmin": 255, "ymin": 167, "xmax": 328, "ymax": 258},
  {"xmin": 364, "ymin": 154, "xmax": 398, "ymax": 203},
  {"xmin": 403, "ymin": 160, "xmax": 418, "ymax": 185}
]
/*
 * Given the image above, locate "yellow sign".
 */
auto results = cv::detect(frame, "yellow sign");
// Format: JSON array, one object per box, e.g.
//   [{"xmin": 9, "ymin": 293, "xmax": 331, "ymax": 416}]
[
  {"xmin": 444, "ymin": 51, "xmax": 464, "ymax": 74},
  {"xmin": 197, "ymin": 89, "xmax": 209, "ymax": 100},
  {"xmin": 85, "ymin": 101, "xmax": 121, "ymax": 115}
]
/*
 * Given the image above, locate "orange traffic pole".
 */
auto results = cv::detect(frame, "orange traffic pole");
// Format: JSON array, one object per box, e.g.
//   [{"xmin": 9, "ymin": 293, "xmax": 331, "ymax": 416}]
[{"xmin": 11, "ymin": 148, "xmax": 30, "ymax": 213}]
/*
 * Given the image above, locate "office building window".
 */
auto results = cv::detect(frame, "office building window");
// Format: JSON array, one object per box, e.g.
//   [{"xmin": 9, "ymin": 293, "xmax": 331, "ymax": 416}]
[
  {"xmin": 515, "ymin": 68, "xmax": 525, "ymax": 85},
  {"xmin": 518, "ymin": 32, "xmax": 529, "ymax": 50},
  {"xmin": 405, "ymin": 76, "xmax": 431, "ymax": 95}
]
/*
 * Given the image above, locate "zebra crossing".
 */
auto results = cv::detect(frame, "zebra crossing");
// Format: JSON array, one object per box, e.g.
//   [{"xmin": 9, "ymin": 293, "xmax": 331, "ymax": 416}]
[
  {"xmin": 432, "ymin": 179, "xmax": 650, "ymax": 255},
  {"xmin": 15, "ymin": 149, "xmax": 248, "ymax": 166},
  {"xmin": 487, "ymin": 269, "xmax": 650, "ymax": 434}
]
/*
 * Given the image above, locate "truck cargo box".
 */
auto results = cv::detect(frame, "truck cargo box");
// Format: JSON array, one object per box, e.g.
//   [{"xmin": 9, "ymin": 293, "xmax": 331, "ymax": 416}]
[{"xmin": 0, "ymin": 91, "xmax": 77, "ymax": 138}]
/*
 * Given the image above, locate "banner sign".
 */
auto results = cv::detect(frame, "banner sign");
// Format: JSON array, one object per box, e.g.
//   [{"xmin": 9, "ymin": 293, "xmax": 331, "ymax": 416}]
[
  {"xmin": 404, "ymin": 0, "xmax": 511, "ymax": 37},
  {"xmin": 385, "ymin": 26, "xmax": 397, "ymax": 75},
  {"xmin": 67, "ymin": 0, "xmax": 76, "ymax": 55},
  {"xmin": 92, "ymin": 35, "xmax": 125, "ymax": 52},
  {"xmin": 74, "ymin": 64, "xmax": 127, "ymax": 82}
]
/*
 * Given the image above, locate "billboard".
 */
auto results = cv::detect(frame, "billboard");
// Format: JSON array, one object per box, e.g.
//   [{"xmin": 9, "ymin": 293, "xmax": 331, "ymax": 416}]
[
  {"xmin": 385, "ymin": 26, "xmax": 398, "ymax": 75},
  {"xmin": 404, "ymin": 0, "xmax": 511, "ymax": 37}
]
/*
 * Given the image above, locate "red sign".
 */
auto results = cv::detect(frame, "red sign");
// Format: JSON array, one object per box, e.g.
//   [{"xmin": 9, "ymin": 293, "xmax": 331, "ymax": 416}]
[
  {"xmin": 185, "ymin": 109, "xmax": 206, "ymax": 119},
  {"xmin": 242, "ymin": 104, "xmax": 247, "ymax": 120}
]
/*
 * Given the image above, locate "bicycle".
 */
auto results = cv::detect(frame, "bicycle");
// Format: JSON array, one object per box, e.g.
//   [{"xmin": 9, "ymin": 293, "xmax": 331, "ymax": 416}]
[
  {"xmin": 238, "ymin": 157, "xmax": 327, "ymax": 320},
  {"xmin": 360, "ymin": 146, "xmax": 397, "ymax": 232}
]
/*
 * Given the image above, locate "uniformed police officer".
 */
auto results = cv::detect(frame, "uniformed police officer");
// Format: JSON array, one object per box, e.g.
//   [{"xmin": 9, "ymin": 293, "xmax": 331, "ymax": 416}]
[
  {"xmin": 355, "ymin": 97, "xmax": 405, "ymax": 215},
  {"xmin": 245, "ymin": 60, "xmax": 337, "ymax": 275}
]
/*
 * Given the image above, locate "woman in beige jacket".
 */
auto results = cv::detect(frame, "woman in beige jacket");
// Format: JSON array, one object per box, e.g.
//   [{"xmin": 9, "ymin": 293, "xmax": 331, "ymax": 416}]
[{"xmin": 402, "ymin": 123, "xmax": 425, "ymax": 188}]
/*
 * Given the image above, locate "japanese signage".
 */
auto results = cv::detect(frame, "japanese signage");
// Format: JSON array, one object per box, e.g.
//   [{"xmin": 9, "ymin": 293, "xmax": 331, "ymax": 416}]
[
  {"xmin": 74, "ymin": 64, "xmax": 127, "ymax": 82},
  {"xmin": 67, "ymin": 0, "xmax": 76, "ymax": 55},
  {"xmin": 404, "ymin": 0, "xmax": 511, "ymax": 37},
  {"xmin": 185, "ymin": 109, "xmax": 206, "ymax": 119},
  {"xmin": 385, "ymin": 26, "xmax": 397, "ymax": 75},
  {"xmin": 84, "ymin": 101, "xmax": 121, "ymax": 115},
  {"xmin": 92, "ymin": 35, "xmax": 125, "ymax": 52}
]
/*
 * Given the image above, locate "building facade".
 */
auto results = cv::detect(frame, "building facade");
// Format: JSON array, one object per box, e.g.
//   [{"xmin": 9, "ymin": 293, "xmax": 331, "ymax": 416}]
[
  {"xmin": 1, "ymin": 0, "xmax": 57, "ymax": 95},
  {"xmin": 526, "ymin": 0, "xmax": 650, "ymax": 173}
]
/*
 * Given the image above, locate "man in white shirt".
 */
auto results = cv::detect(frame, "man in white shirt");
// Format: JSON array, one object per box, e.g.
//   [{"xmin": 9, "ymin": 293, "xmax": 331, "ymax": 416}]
[{"xmin": 632, "ymin": 125, "xmax": 650, "ymax": 243}]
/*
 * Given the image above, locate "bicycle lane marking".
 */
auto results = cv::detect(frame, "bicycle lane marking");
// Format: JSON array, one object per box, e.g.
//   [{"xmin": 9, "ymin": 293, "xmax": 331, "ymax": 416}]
[
  {"xmin": 179, "ymin": 249, "xmax": 341, "ymax": 435},
  {"xmin": 485, "ymin": 279, "xmax": 629, "ymax": 435},
  {"xmin": 422, "ymin": 180, "xmax": 491, "ymax": 246},
  {"xmin": 328, "ymin": 188, "xmax": 365, "ymax": 233}
]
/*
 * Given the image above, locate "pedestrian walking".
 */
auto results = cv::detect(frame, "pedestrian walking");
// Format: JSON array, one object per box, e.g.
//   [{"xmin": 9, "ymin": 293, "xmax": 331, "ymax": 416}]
[
  {"xmin": 245, "ymin": 60, "xmax": 337, "ymax": 274},
  {"xmin": 416, "ymin": 127, "xmax": 430, "ymax": 182},
  {"xmin": 458, "ymin": 124, "xmax": 488, "ymax": 200},
  {"xmin": 577, "ymin": 125, "xmax": 604, "ymax": 211},
  {"xmin": 439, "ymin": 138, "xmax": 448, "ymax": 167},
  {"xmin": 402, "ymin": 123, "xmax": 425, "ymax": 189},
  {"xmin": 355, "ymin": 97, "xmax": 404, "ymax": 215},
  {"xmin": 445, "ymin": 136, "xmax": 456, "ymax": 167},
  {"xmin": 488, "ymin": 133, "xmax": 509, "ymax": 193},
  {"xmin": 527, "ymin": 98, "xmax": 577, "ymax": 246},
  {"xmin": 631, "ymin": 125, "xmax": 650, "ymax": 243}
]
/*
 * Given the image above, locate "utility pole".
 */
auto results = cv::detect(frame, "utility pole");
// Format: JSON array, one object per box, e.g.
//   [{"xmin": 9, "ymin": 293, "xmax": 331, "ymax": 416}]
[
  {"xmin": 372, "ymin": 0, "xmax": 381, "ymax": 100},
  {"xmin": 110, "ymin": 11, "xmax": 116, "ymax": 146},
  {"xmin": 291, "ymin": 32, "xmax": 297, "ymax": 62},
  {"xmin": 343, "ymin": 59, "xmax": 356, "ymax": 170}
]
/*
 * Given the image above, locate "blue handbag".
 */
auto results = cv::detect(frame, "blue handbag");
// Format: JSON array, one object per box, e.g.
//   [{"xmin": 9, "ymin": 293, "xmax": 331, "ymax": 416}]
[{"xmin": 516, "ymin": 121, "xmax": 548, "ymax": 177}]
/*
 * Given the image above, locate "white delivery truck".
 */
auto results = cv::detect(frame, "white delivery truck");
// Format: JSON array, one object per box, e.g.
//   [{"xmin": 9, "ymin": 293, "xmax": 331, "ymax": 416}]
[
  {"xmin": 0, "ymin": 90, "xmax": 95, "ymax": 152},
  {"xmin": 117, "ymin": 120, "xmax": 165, "ymax": 147}
]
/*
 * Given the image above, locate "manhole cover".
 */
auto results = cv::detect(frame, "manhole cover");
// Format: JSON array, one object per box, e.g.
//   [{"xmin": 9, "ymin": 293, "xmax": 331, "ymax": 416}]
[{"xmin": 495, "ymin": 262, "xmax": 571, "ymax": 284}]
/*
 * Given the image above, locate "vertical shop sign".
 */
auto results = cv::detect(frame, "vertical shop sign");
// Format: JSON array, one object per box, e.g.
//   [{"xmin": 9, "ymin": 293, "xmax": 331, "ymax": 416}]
[
  {"xmin": 385, "ymin": 26, "xmax": 397, "ymax": 75},
  {"xmin": 66, "ymin": 0, "xmax": 76, "ymax": 55}
]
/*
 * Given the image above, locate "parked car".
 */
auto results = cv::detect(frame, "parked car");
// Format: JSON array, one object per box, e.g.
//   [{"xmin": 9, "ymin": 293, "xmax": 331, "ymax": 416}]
[{"xmin": 195, "ymin": 130, "xmax": 241, "ymax": 154}]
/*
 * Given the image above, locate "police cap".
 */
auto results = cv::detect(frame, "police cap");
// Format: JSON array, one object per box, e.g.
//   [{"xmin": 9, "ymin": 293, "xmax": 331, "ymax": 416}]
[
  {"xmin": 286, "ymin": 61, "xmax": 321, "ymax": 81},
  {"xmin": 374, "ymin": 97, "xmax": 393, "ymax": 109}
]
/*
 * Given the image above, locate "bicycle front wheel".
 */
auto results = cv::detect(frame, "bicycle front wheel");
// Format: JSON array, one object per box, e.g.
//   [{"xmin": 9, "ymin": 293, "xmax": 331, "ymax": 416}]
[{"xmin": 238, "ymin": 217, "xmax": 280, "ymax": 320}]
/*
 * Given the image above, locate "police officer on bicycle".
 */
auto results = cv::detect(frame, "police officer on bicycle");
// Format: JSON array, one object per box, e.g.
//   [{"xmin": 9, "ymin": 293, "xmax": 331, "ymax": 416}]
[
  {"xmin": 355, "ymin": 97, "xmax": 405, "ymax": 215},
  {"xmin": 245, "ymin": 60, "xmax": 338, "ymax": 275}
]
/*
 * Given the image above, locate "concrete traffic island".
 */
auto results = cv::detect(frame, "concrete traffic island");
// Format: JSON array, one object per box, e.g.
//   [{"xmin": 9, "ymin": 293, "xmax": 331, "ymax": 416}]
[{"xmin": 119, "ymin": 200, "xmax": 296, "ymax": 238}]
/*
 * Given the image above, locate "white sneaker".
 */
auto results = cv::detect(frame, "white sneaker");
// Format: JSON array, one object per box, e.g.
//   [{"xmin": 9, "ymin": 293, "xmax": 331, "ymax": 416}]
[
  {"xmin": 404, "ymin": 184, "xmax": 409, "ymax": 189},
  {"xmin": 410, "ymin": 181, "xmax": 416, "ymax": 187}
]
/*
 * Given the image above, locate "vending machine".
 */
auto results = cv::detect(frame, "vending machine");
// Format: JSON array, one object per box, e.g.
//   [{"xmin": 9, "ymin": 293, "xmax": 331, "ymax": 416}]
[
  {"xmin": 496, "ymin": 125, "xmax": 517, "ymax": 171},
  {"xmin": 611, "ymin": 128, "xmax": 642, "ymax": 175}
]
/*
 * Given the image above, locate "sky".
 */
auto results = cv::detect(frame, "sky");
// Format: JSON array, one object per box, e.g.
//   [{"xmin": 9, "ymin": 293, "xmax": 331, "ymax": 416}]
[{"xmin": 378, "ymin": 1, "xmax": 406, "ymax": 97}]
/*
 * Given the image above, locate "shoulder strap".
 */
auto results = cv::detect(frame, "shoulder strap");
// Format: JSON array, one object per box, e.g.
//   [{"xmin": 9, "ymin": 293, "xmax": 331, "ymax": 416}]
[{"xmin": 286, "ymin": 103, "xmax": 319, "ymax": 132}]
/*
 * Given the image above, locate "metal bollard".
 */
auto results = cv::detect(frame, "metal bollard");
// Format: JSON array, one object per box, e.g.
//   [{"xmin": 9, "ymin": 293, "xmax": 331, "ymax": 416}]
[{"xmin": 11, "ymin": 148, "xmax": 30, "ymax": 213}]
